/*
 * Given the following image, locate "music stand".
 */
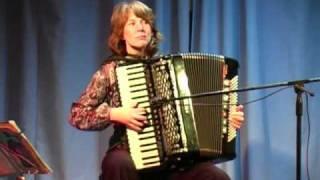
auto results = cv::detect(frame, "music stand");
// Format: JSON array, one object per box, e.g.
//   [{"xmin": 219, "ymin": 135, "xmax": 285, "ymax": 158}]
[{"xmin": 0, "ymin": 120, "xmax": 52, "ymax": 179}]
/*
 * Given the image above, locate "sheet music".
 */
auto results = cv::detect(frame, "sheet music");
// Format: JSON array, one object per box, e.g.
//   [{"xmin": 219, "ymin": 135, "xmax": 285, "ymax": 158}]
[{"xmin": 0, "ymin": 120, "xmax": 52, "ymax": 176}]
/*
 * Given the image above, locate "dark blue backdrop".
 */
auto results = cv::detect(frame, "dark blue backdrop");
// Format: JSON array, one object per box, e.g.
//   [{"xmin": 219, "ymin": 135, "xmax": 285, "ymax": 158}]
[{"xmin": 1, "ymin": 0, "xmax": 320, "ymax": 179}]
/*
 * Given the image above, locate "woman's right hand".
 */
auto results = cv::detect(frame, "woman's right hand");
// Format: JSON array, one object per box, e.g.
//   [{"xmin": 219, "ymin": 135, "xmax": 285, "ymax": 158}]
[{"xmin": 110, "ymin": 104, "xmax": 148, "ymax": 132}]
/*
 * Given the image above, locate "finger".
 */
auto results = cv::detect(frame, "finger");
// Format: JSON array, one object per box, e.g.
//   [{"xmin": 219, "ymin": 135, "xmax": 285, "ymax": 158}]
[
  {"xmin": 229, "ymin": 117, "xmax": 243, "ymax": 128},
  {"xmin": 236, "ymin": 105, "xmax": 244, "ymax": 112},
  {"xmin": 136, "ymin": 108, "xmax": 147, "ymax": 115},
  {"xmin": 128, "ymin": 124, "xmax": 142, "ymax": 132},
  {"xmin": 229, "ymin": 117, "xmax": 244, "ymax": 125},
  {"xmin": 230, "ymin": 115, "xmax": 244, "ymax": 121},
  {"xmin": 230, "ymin": 111, "xmax": 244, "ymax": 118},
  {"xmin": 130, "ymin": 118, "xmax": 145, "ymax": 127},
  {"xmin": 135, "ymin": 114, "xmax": 149, "ymax": 126},
  {"xmin": 230, "ymin": 121, "xmax": 241, "ymax": 129},
  {"xmin": 134, "ymin": 114, "xmax": 148, "ymax": 122},
  {"xmin": 230, "ymin": 117, "xmax": 244, "ymax": 128}
]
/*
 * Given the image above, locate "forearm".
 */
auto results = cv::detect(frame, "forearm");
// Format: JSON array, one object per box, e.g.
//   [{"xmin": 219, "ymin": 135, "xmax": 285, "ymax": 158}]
[
  {"xmin": 69, "ymin": 102, "xmax": 111, "ymax": 130},
  {"xmin": 69, "ymin": 63, "xmax": 115, "ymax": 130}
]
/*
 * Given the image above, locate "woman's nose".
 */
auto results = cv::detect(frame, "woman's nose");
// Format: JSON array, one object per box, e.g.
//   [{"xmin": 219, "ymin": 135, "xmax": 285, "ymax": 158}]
[{"xmin": 135, "ymin": 22, "xmax": 144, "ymax": 30}]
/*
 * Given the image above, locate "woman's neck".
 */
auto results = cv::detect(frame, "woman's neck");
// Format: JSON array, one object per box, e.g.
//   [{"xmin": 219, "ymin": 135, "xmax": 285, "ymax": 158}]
[{"xmin": 126, "ymin": 47, "xmax": 147, "ymax": 57}]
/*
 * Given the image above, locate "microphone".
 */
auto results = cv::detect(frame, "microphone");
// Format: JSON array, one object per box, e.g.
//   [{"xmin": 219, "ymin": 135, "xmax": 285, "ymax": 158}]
[{"xmin": 294, "ymin": 84, "xmax": 315, "ymax": 97}]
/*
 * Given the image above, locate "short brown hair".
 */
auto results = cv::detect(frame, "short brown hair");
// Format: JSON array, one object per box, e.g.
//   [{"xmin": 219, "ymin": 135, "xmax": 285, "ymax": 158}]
[{"xmin": 108, "ymin": 1, "xmax": 162, "ymax": 57}]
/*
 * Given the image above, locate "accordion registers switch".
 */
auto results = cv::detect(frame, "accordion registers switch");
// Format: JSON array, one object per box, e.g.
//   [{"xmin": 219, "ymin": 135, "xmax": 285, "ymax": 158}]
[{"xmin": 115, "ymin": 53, "xmax": 239, "ymax": 171}]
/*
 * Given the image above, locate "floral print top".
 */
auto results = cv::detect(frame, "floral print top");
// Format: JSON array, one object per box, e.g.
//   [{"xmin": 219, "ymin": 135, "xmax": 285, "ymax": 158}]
[{"xmin": 69, "ymin": 58, "xmax": 126, "ymax": 147}]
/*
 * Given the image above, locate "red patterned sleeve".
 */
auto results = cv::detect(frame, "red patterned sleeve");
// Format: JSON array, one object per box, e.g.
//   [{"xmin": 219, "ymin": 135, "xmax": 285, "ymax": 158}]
[{"xmin": 69, "ymin": 63, "xmax": 113, "ymax": 131}]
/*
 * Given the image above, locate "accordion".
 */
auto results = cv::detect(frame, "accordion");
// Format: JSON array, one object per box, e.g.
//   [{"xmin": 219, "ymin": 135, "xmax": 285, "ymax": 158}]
[{"xmin": 115, "ymin": 53, "xmax": 239, "ymax": 171}]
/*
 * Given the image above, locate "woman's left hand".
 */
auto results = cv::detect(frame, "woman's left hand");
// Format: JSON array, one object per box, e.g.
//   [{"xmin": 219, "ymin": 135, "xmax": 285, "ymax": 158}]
[{"xmin": 229, "ymin": 105, "xmax": 245, "ymax": 129}]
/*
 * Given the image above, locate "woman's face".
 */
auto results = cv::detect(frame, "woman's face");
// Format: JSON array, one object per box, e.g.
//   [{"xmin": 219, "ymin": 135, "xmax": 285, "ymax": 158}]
[{"xmin": 123, "ymin": 11, "xmax": 152, "ymax": 56}]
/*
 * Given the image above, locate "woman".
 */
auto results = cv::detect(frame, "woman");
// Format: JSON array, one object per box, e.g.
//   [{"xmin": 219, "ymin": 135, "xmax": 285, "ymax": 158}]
[{"xmin": 69, "ymin": 1, "xmax": 244, "ymax": 180}]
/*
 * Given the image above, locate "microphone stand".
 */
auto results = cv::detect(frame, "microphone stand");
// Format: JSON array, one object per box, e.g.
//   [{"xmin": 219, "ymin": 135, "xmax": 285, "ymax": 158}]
[
  {"xmin": 151, "ymin": 77, "xmax": 320, "ymax": 180},
  {"xmin": 293, "ymin": 83, "xmax": 314, "ymax": 180}
]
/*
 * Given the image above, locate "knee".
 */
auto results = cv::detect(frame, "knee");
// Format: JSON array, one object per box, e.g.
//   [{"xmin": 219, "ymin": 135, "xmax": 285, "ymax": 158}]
[
  {"xmin": 100, "ymin": 148, "xmax": 140, "ymax": 180},
  {"xmin": 203, "ymin": 164, "xmax": 230, "ymax": 180},
  {"xmin": 191, "ymin": 162, "xmax": 231, "ymax": 180}
]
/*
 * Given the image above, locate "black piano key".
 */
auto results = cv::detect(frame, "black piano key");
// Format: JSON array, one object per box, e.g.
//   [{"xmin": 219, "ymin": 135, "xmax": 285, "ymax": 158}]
[
  {"xmin": 129, "ymin": 83, "xmax": 147, "ymax": 88},
  {"xmin": 138, "ymin": 129, "xmax": 154, "ymax": 135},
  {"xmin": 126, "ymin": 65, "xmax": 143, "ymax": 71},
  {"xmin": 128, "ymin": 76, "xmax": 145, "ymax": 81},
  {"xmin": 141, "ymin": 147, "xmax": 159, "ymax": 153},
  {"xmin": 140, "ymin": 142, "xmax": 157, "ymax": 147},
  {"xmin": 130, "ymin": 88, "xmax": 147, "ymax": 93},
  {"xmin": 142, "ymin": 155, "xmax": 159, "ymax": 161},
  {"xmin": 139, "ymin": 135, "xmax": 156, "ymax": 141},
  {"xmin": 143, "ymin": 161, "xmax": 160, "ymax": 166},
  {"xmin": 132, "ymin": 95, "xmax": 149, "ymax": 100},
  {"xmin": 137, "ymin": 100, "xmax": 150, "ymax": 104}
]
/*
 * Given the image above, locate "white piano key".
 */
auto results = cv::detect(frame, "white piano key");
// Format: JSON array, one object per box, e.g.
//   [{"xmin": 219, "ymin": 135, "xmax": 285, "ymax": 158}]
[
  {"xmin": 140, "ymin": 143, "xmax": 158, "ymax": 151},
  {"xmin": 139, "ymin": 137, "xmax": 157, "ymax": 146},
  {"xmin": 139, "ymin": 102, "xmax": 150, "ymax": 108},
  {"xmin": 136, "ymin": 162, "xmax": 161, "ymax": 170},
  {"xmin": 133, "ymin": 96, "xmax": 149, "ymax": 103},
  {"xmin": 141, "ymin": 150, "xmax": 159, "ymax": 158},
  {"xmin": 139, "ymin": 132, "xmax": 155, "ymax": 139},
  {"xmin": 126, "ymin": 66, "xmax": 144, "ymax": 73},
  {"xmin": 142, "ymin": 126, "xmax": 154, "ymax": 132},
  {"xmin": 130, "ymin": 84, "xmax": 147, "ymax": 91},
  {"xmin": 127, "ymin": 72, "xmax": 145, "ymax": 79},
  {"xmin": 142, "ymin": 157, "xmax": 160, "ymax": 164},
  {"xmin": 131, "ymin": 90, "xmax": 148, "ymax": 98},
  {"xmin": 129, "ymin": 78, "xmax": 147, "ymax": 85}
]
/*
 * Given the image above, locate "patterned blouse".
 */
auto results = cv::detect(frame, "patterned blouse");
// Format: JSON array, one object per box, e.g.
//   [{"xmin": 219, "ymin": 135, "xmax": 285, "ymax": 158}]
[{"xmin": 69, "ymin": 57, "xmax": 126, "ymax": 148}]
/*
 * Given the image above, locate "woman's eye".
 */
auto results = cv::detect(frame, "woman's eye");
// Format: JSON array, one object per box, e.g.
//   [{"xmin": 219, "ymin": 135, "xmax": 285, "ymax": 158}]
[{"xmin": 127, "ymin": 20, "xmax": 135, "ymax": 26}]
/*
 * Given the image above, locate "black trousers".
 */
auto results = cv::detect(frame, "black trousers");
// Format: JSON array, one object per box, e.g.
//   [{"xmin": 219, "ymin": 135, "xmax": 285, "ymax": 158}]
[{"xmin": 100, "ymin": 144, "xmax": 231, "ymax": 180}]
